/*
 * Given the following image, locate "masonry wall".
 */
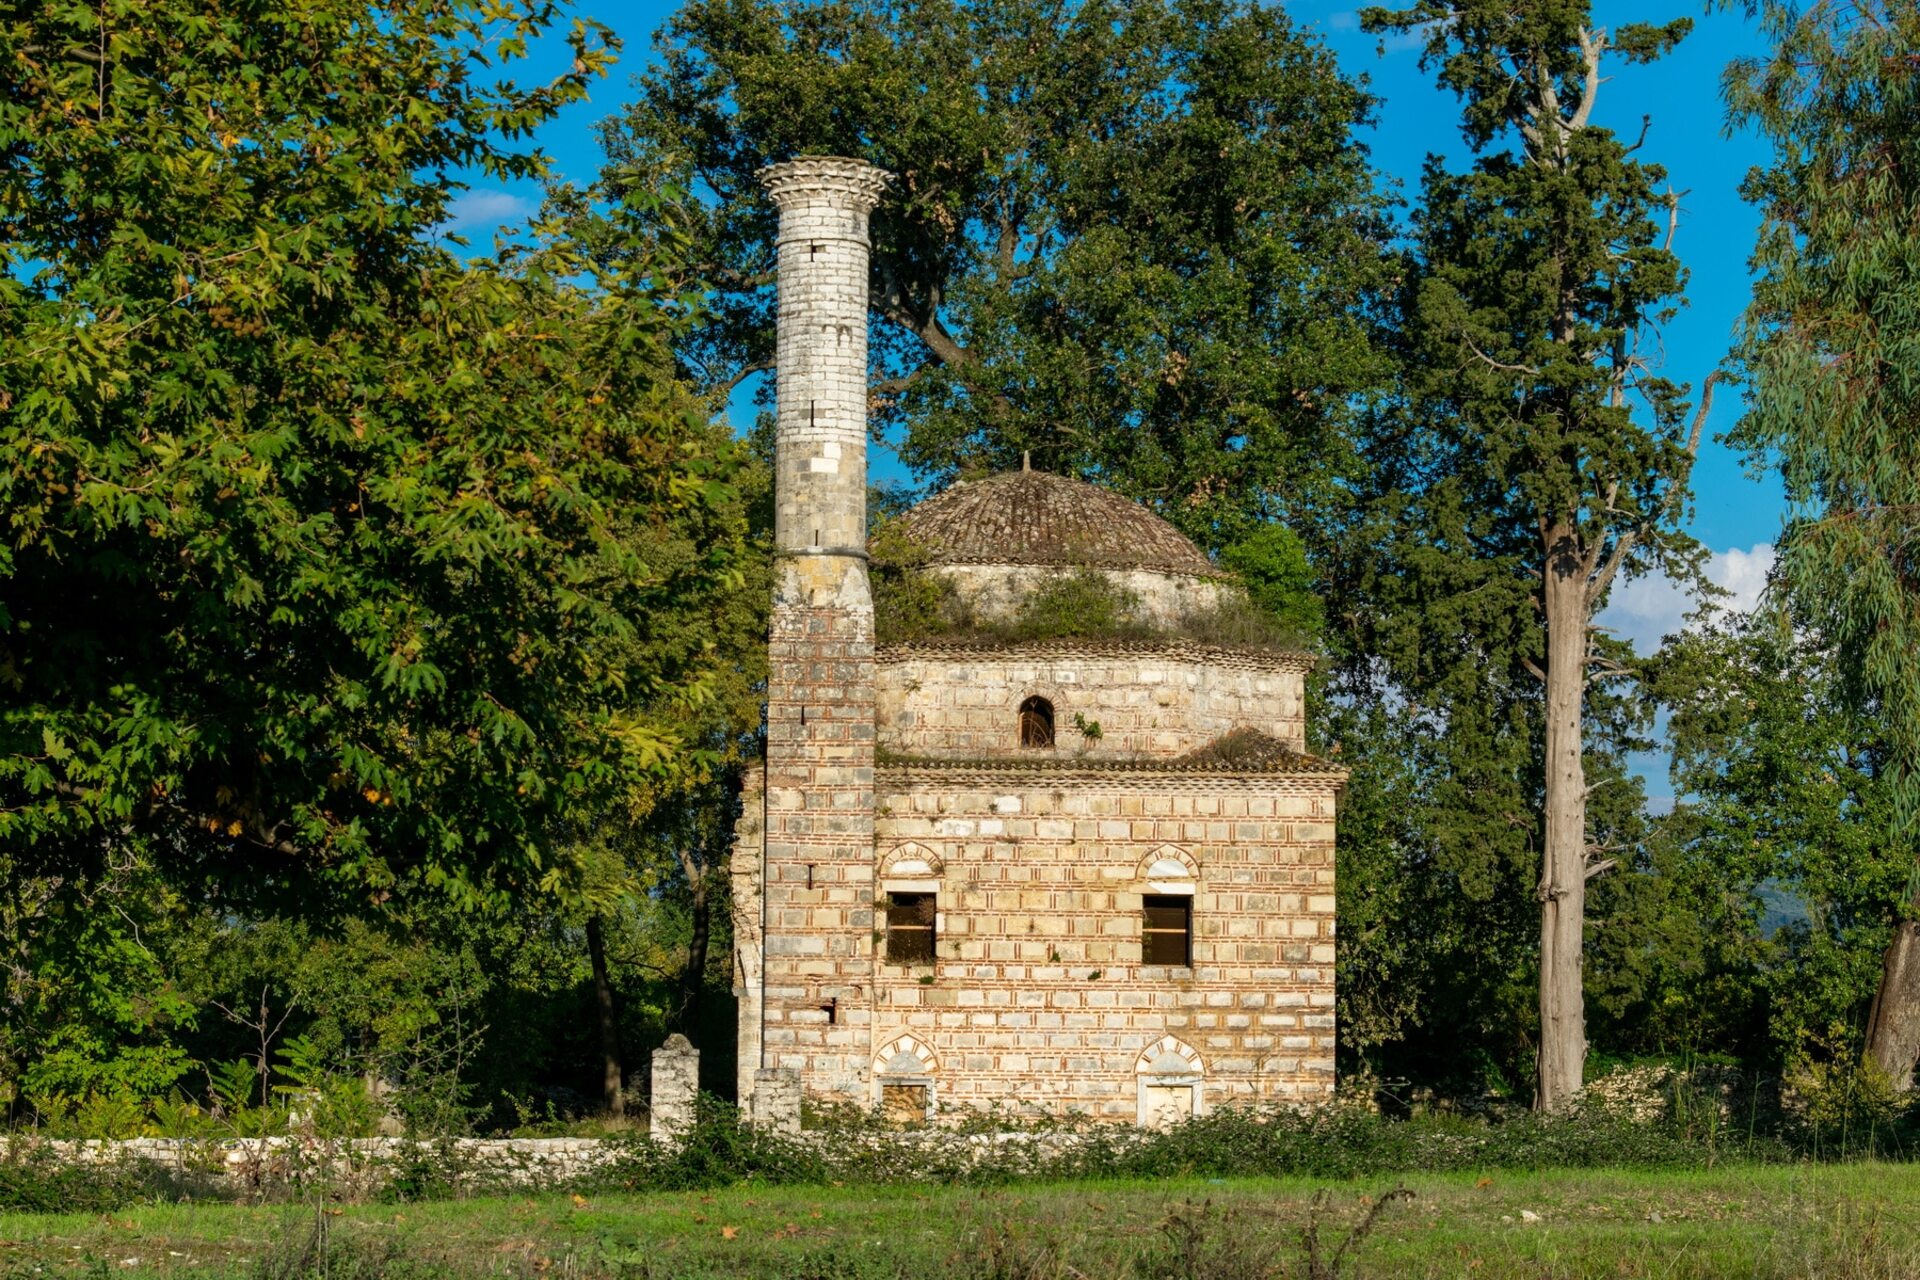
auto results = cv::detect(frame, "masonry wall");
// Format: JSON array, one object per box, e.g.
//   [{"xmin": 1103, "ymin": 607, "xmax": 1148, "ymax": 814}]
[
  {"xmin": 930, "ymin": 563, "xmax": 1233, "ymax": 629},
  {"xmin": 876, "ymin": 641, "xmax": 1310, "ymax": 760},
  {"xmin": 864, "ymin": 767, "xmax": 1339, "ymax": 1121},
  {"xmin": 731, "ymin": 762, "xmax": 766, "ymax": 1106}
]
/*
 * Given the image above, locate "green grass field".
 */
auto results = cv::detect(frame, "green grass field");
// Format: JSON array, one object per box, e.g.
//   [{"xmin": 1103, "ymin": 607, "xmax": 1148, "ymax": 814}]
[{"xmin": 4, "ymin": 1164, "xmax": 1919, "ymax": 1278}]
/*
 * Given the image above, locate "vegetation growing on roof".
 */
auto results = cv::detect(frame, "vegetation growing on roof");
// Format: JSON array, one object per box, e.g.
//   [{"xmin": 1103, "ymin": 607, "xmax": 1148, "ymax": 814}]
[
  {"xmin": 871, "ymin": 517, "xmax": 1313, "ymax": 652},
  {"xmin": 1176, "ymin": 728, "xmax": 1320, "ymax": 772}
]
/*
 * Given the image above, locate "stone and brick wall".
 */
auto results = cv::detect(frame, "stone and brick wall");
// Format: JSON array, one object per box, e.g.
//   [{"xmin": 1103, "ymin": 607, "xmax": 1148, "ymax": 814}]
[
  {"xmin": 931, "ymin": 563, "xmax": 1233, "ymax": 629},
  {"xmin": 859, "ymin": 764, "xmax": 1339, "ymax": 1121},
  {"xmin": 876, "ymin": 641, "xmax": 1310, "ymax": 760}
]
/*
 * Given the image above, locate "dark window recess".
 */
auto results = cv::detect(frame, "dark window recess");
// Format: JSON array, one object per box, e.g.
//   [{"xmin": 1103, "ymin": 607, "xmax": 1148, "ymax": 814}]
[
  {"xmin": 886, "ymin": 892, "xmax": 937, "ymax": 964},
  {"xmin": 1018, "ymin": 696, "xmax": 1055, "ymax": 748},
  {"xmin": 1143, "ymin": 895, "xmax": 1192, "ymax": 967}
]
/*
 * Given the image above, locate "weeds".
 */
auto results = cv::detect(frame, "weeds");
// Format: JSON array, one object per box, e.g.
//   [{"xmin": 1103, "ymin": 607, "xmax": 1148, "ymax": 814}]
[
  {"xmin": 1298, "ymin": 1187, "xmax": 1414, "ymax": 1280},
  {"xmin": 0, "ymin": 1139, "xmax": 165, "ymax": 1212},
  {"xmin": 252, "ymin": 1206, "xmax": 402, "ymax": 1280}
]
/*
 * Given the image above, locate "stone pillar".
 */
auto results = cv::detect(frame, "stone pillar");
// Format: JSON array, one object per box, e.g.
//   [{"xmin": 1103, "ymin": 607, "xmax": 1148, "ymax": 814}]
[
  {"xmin": 755, "ymin": 156, "xmax": 891, "ymax": 1105},
  {"xmin": 649, "ymin": 1033, "xmax": 699, "ymax": 1146},
  {"xmin": 751, "ymin": 1068, "xmax": 803, "ymax": 1134}
]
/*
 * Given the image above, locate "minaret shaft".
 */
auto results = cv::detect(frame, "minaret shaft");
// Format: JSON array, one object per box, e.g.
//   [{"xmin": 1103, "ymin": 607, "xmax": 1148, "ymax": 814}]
[{"xmin": 746, "ymin": 157, "xmax": 890, "ymax": 1106}]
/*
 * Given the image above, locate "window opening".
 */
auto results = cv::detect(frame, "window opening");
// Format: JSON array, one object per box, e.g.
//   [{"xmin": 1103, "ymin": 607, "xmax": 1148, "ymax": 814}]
[
  {"xmin": 1018, "ymin": 696, "xmax": 1055, "ymax": 749},
  {"xmin": 881, "ymin": 1083, "xmax": 929, "ymax": 1126},
  {"xmin": 886, "ymin": 892, "xmax": 937, "ymax": 964},
  {"xmin": 1143, "ymin": 895, "xmax": 1192, "ymax": 966}
]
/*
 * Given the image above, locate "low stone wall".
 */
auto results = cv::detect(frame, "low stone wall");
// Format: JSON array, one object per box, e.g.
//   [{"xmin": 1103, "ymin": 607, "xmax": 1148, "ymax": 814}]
[{"xmin": 13, "ymin": 1135, "xmax": 620, "ymax": 1196}]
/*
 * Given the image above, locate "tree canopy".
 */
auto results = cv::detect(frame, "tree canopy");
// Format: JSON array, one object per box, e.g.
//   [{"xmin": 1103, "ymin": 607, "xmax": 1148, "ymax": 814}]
[
  {"xmin": 1727, "ymin": 0, "xmax": 1920, "ymax": 1086},
  {"xmin": 0, "ymin": 0, "xmax": 761, "ymax": 1102},
  {"xmin": 605, "ymin": 0, "xmax": 1396, "ymax": 557},
  {"xmin": 1359, "ymin": 0, "xmax": 1712, "ymax": 1108}
]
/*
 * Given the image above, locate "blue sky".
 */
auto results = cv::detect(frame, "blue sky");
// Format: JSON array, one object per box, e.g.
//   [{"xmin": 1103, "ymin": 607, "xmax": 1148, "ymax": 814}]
[{"xmin": 464, "ymin": 0, "xmax": 1787, "ymax": 680}]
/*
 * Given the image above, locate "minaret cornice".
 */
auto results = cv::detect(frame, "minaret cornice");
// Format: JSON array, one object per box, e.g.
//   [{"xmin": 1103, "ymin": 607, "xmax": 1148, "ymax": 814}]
[{"xmin": 758, "ymin": 155, "xmax": 892, "ymax": 213}]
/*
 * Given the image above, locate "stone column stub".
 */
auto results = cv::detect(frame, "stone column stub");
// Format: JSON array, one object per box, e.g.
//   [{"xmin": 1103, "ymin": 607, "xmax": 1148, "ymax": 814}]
[
  {"xmin": 751, "ymin": 1067, "xmax": 803, "ymax": 1134},
  {"xmin": 649, "ymin": 1033, "xmax": 700, "ymax": 1147}
]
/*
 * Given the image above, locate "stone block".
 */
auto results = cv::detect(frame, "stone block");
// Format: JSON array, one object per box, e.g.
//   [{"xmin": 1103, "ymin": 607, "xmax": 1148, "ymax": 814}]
[{"xmin": 649, "ymin": 1034, "xmax": 699, "ymax": 1147}]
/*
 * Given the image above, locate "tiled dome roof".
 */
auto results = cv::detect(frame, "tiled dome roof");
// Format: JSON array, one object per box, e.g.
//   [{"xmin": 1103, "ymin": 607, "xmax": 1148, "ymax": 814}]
[{"xmin": 883, "ymin": 468, "xmax": 1221, "ymax": 577}]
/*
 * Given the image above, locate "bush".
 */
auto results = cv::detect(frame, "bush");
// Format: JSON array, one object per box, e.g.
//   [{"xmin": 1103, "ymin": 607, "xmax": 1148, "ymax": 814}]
[
  {"xmin": 1784, "ymin": 1026, "xmax": 1912, "ymax": 1157},
  {"xmin": 572, "ymin": 1092, "xmax": 1793, "ymax": 1198},
  {"xmin": 871, "ymin": 556, "xmax": 1310, "ymax": 656},
  {"xmin": 0, "ymin": 1141, "xmax": 166, "ymax": 1212}
]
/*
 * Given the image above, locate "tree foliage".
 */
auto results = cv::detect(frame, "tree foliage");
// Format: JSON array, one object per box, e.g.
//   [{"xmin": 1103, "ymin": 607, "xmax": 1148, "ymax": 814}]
[
  {"xmin": 1726, "ymin": 0, "xmax": 1920, "ymax": 1085},
  {"xmin": 1654, "ymin": 616, "xmax": 1907, "ymax": 1067},
  {"xmin": 606, "ymin": 0, "xmax": 1396, "ymax": 557},
  {"xmin": 0, "ymin": 0, "xmax": 759, "ymax": 1105},
  {"xmin": 1358, "ymin": 0, "xmax": 1711, "ymax": 1107}
]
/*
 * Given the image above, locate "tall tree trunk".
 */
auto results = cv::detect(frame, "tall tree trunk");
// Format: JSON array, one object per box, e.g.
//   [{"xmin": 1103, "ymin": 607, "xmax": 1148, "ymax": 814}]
[
  {"xmin": 585, "ymin": 915, "xmax": 624, "ymax": 1119},
  {"xmin": 678, "ymin": 867, "xmax": 711, "ymax": 1042},
  {"xmin": 1536, "ymin": 527, "xmax": 1590, "ymax": 1112},
  {"xmin": 1866, "ymin": 895, "xmax": 1920, "ymax": 1091}
]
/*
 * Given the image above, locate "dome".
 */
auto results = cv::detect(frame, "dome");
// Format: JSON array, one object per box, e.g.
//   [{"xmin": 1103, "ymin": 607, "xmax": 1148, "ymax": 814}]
[{"xmin": 881, "ymin": 468, "xmax": 1220, "ymax": 578}]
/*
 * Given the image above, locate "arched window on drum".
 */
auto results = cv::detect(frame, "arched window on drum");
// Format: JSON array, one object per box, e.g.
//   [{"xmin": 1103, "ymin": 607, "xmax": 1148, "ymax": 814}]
[{"xmin": 1018, "ymin": 696, "xmax": 1055, "ymax": 748}]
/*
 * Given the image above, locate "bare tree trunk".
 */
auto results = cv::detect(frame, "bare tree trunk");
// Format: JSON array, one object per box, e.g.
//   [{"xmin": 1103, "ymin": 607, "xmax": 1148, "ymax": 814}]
[
  {"xmin": 1536, "ymin": 526, "xmax": 1590, "ymax": 1112},
  {"xmin": 1866, "ymin": 901, "xmax": 1920, "ymax": 1091},
  {"xmin": 585, "ymin": 915, "xmax": 624, "ymax": 1119},
  {"xmin": 678, "ymin": 867, "xmax": 711, "ymax": 1043}
]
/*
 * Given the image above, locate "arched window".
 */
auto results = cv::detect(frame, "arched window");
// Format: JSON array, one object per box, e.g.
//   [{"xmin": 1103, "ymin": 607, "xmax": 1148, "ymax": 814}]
[{"xmin": 1018, "ymin": 696, "xmax": 1055, "ymax": 748}]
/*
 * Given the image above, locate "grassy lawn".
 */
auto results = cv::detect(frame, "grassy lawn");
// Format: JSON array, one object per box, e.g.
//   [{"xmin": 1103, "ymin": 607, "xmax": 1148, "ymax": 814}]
[{"xmin": 3, "ymin": 1163, "xmax": 1919, "ymax": 1278}]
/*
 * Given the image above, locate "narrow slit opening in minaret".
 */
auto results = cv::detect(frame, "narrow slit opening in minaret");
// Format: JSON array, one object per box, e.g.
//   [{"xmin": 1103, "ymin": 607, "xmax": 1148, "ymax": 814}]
[
  {"xmin": 810, "ymin": 243, "xmax": 820, "ymax": 257},
  {"xmin": 806, "ymin": 864, "xmax": 815, "ymax": 889},
  {"xmin": 809, "ymin": 400, "xmax": 816, "ymax": 426},
  {"xmin": 813, "ymin": 530, "xmax": 820, "ymax": 546}
]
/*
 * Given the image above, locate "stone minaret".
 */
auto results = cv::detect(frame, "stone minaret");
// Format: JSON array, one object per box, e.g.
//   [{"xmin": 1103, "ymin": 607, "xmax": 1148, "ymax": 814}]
[{"xmin": 753, "ymin": 156, "xmax": 890, "ymax": 1102}]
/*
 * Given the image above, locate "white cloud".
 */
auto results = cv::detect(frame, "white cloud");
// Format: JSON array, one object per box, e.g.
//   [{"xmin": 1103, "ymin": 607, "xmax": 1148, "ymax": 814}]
[
  {"xmin": 1595, "ymin": 543, "xmax": 1775, "ymax": 656},
  {"xmin": 442, "ymin": 189, "xmax": 534, "ymax": 232}
]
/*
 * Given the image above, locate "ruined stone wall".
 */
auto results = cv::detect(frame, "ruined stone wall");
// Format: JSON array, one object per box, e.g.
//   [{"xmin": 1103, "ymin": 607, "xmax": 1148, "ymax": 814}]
[
  {"xmin": 876, "ymin": 642, "xmax": 1310, "ymax": 760},
  {"xmin": 731, "ymin": 762, "xmax": 766, "ymax": 1106},
  {"xmin": 864, "ymin": 766, "xmax": 1339, "ymax": 1122}
]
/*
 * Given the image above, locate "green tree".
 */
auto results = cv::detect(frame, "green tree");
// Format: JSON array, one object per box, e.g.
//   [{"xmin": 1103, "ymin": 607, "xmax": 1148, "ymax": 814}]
[
  {"xmin": 1654, "ymin": 616, "xmax": 1906, "ymax": 1069},
  {"xmin": 1360, "ymin": 0, "xmax": 1717, "ymax": 1108},
  {"xmin": 0, "ymin": 0, "xmax": 755, "ymax": 1107},
  {"xmin": 1726, "ymin": 0, "xmax": 1920, "ymax": 1089},
  {"xmin": 604, "ymin": 0, "xmax": 1395, "ymax": 560}
]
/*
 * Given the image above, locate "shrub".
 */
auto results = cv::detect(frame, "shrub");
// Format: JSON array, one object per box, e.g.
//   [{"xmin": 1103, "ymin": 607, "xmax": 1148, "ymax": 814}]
[
  {"xmin": 1784, "ymin": 1026, "xmax": 1911, "ymax": 1157},
  {"xmin": 574, "ymin": 1092, "xmax": 1791, "ymax": 1198},
  {"xmin": 0, "ymin": 1140, "xmax": 165, "ymax": 1212}
]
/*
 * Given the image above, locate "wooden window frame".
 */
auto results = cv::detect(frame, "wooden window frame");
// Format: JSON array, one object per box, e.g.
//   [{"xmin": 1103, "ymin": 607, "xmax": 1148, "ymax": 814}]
[
  {"xmin": 1142, "ymin": 894, "xmax": 1193, "ymax": 968},
  {"xmin": 1018, "ymin": 696, "xmax": 1055, "ymax": 749},
  {"xmin": 885, "ymin": 891, "xmax": 937, "ymax": 965}
]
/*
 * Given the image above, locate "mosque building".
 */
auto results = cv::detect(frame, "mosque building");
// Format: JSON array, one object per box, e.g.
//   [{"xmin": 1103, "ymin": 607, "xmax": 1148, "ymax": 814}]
[{"xmin": 731, "ymin": 157, "xmax": 1341, "ymax": 1126}]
